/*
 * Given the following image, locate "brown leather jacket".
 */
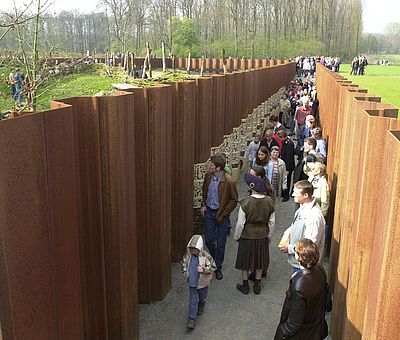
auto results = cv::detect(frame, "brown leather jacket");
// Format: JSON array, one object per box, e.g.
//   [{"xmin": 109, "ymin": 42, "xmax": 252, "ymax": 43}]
[{"xmin": 201, "ymin": 172, "xmax": 238, "ymax": 224}]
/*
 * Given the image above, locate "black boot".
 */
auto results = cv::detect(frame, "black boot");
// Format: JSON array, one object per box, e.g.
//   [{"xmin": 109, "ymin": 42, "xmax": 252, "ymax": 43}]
[
  {"xmin": 254, "ymin": 279, "xmax": 262, "ymax": 295},
  {"xmin": 236, "ymin": 280, "xmax": 250, "ymax": 295}
]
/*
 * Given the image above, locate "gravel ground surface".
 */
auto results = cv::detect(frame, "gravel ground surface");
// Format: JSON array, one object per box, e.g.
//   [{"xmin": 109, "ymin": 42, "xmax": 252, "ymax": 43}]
[{"xmin": 139, "ymin": 171, "xmax": 332, "ymax": 339}]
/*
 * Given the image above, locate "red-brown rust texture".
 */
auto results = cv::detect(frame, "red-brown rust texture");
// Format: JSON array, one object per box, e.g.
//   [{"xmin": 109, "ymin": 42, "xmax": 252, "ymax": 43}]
[
  {"xmin": 0, "ymin": 61, "xmax": 296, "ymax": 339},
  {"xmin": 212, "ymin": 74, "xmax": 227, "ymax": 148},
  {"xmin": 195, "ymin": 77, "xmax": 214, "ymax": 163},
  {"xmin": 97, "ymin": 94, "xmax": 138, "ymax": 339},
  {"xmin": 362, "ymin": 130, "xmax": 400, "ymax": 339},
  {"xmin": 171, "ymin": 81, "xmax": 196, "ymax": 261},
  {"xmin": 316, "ymin": 63, "xmax": 400, "ymax": 340},
  {"xmin": 0, "ymin": 108, "xmax": 83, "ymax": 339},
  {"xmin": 56, "ymin": 96, "xmax": 108, "ymax": 339}
]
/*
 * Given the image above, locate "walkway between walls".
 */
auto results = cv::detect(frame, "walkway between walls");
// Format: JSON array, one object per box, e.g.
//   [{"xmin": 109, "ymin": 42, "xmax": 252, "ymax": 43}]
[{"xmin": 139, "ymin": 171, "xmax": 331, "ymax": 339}]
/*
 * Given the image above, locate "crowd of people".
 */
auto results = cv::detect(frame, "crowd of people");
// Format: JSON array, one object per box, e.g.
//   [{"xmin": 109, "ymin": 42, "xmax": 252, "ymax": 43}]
[
  {"xmin": 294, "ymin": 55, "xmax": 341, "ymax": 76},
  {"xmin": 181, "ymin": 76, "xmax": 331, "ymax": 338},
  {"xmin": 350, "ymin": 55, "xmax": 368, "ymax": 75}
]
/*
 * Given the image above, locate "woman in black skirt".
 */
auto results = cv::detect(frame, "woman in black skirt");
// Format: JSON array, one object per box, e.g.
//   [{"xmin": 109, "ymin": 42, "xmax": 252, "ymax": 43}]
[{"xmin": 234, "ymin": 173, "xmax": 275, "ymax": 295}]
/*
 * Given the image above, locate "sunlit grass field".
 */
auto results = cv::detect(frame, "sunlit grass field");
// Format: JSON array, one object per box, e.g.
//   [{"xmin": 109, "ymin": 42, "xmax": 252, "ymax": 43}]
[
  {"xmin": 339, "ymin": 64, "xmax": 400, "ymax": 115},
  {"xmin": 0, "ymin": 65, "xmax": 188, "ymax": 113}
]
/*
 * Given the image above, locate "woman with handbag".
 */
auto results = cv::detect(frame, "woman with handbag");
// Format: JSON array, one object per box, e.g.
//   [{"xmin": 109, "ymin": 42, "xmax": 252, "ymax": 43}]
[
  {"xmin": 234, "ymin": 173, "xmax": 275, "ymax": 295},
  {"xmin": 274, "ymin": 238, "xmax": 329, "ymax": 340}
]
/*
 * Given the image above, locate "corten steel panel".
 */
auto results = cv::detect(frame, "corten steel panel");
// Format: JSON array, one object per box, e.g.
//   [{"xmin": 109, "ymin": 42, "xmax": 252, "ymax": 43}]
[
  {"xmin": 328, "ymin": 89, "xmax": 373, "ymax": 339},
  {"xmin": 225, "ymin": 73, "xmax": 236, "ymax": 135},
  {"xmin": 252, "ymin": 70, "xmax": 260, "ymax": 108},
  {"xmin": 242, "ymin": 71, "xmax": 252, "ymax": 118},
  {"xmin": 55, "ymin": 97, "xmax": 108, "ymax": 338},
  {"xmin": 315, "ymin": 65, "xmax": 400, "ymax": 339},
  {"xmin": 171, "ymin": 81, "xmax": 196, "ymax": 261},
  {"xmin": 195, "ymin": 77, "xmax": 214, "ymax": 163},
  {"xmin": 362, "ymin": 130, "xmax": 400, "ymax": 339},
  {"xmin": 125, "ymin": 88, "xmax": 152, "ymax": 304},
  {"xmin": 0, "ymin": 110, "xmax": 83, "ymax": 339},
  {"xmin": 212, "ymin": 58, "xmax": 219, "ymax": 72},
  {"xmin": 226, "ymin": 58, "xmax": 234, "ymax": 72},
  {"xmin": 148, "ymin": 85, "xmax": 173, "ymax": 300},
  {"xmin": 212, "ymin": 74, "xmax": 227, "ymax": 147},
  {"xmin": 233, "ymin": 72, "xmax": 245, "ymax": 127},
  {"xmin": 177, "ymin": 58, "xmax": 185, "ymax": 70},
  {"xmin": 205, "ymin": 58, "xmax": 211, "ymax": 71},
  {"xmin": 191, "ymin": 58, "xmax": 199, "ymax": 70},
  {"xmin": 97, "ymin": 94, "xmax": 139, "ymax": 339},
  {"xmin": 262, "ymin": 60, "xmax": 270, "ymax": 67},
  {"xmin": 343, "ymin": 106, "xmax": 400, "ymax": 339}
]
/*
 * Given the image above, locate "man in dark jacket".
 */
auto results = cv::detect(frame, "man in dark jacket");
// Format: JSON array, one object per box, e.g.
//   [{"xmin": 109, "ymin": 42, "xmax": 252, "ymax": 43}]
[
  {"xmin": 277, "ymin": 130, "xmax": 295, "ymax": 202},
  {"xmin": 201, "ymin": 154, "xmax": 238, "ymax": 280}
]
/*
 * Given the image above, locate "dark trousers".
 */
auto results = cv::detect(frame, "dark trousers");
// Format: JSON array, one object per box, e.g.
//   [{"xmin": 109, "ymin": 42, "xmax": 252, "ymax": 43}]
[
  {"xmin": 282, "ymin": 171, "xmax": 293, "ymax": 199},
  {"xmin": 204, "ymin": 209, "xmax": 229, "ymax": 269}
]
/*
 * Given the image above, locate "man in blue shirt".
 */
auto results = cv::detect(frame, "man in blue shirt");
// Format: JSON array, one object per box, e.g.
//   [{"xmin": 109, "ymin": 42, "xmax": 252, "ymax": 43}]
[{"xmin": 201, "ymin": 154, "xmax": 238, "ymax": 280}]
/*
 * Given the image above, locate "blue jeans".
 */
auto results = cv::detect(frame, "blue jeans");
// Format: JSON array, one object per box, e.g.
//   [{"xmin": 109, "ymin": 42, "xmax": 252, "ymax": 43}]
[
  {"xmin": 188, "ymin": 286, "xmax": 208, "ymax": 320},
  {"xmin": 204, "ymin": 209, "xmax": 229, "ymax": 269}
]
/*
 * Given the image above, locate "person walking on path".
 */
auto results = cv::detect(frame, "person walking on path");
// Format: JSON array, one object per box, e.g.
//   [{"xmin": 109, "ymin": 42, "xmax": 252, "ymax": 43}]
[
  {"xmin": 234, "ymin": 173, "xmax": 275, "ymax": 295},
  {"xmin": 267, "ymin": 146, "xmax": 287, "ymax": 201},
  {"xmin": 277, "ymin": 130, "xmax": 295, "ymax": 202},
  {"xmin": 244, "ymin": 135, "xmax": 260, "ymax": 170},
  {"xmin": 182, "ymin": 234, "xmax": 216, "ymax": 330},
  {"xmin": 279, "ymin": 180, "xmax": 325, "ymax": 274},
  {"xmin": 274, "ymin": 238, "xmax": 329, "ymax": 340},
  {"xmin": 201, "ymin": 154, "xmax": 238, "ymax": 280}
]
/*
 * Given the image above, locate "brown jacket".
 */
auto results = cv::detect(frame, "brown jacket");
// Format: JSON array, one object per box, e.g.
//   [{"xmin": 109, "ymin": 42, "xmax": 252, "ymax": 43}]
[{"xmin": 201, "ymin": 172, "xmax": 238, "ymax": 224}]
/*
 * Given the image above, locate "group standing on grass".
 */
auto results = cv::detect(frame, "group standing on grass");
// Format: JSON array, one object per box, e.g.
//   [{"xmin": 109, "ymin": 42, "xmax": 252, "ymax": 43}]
[{"xmin": 181, "ymin": 75, "xmax": 331, "ymax": 338}]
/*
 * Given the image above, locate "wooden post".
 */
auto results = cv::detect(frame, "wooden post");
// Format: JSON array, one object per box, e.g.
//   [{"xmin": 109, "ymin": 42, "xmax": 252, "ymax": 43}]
[
  {"xmin": 146, "ymin": 42, "xmax": 152, "ymax": 78},
  {"xmin": 172, "ymin": 54, "xmax": 176, "ymax": 72},
  {"xmin": 132, "ymin": 53, "xmax": 136, "ymax": 78},
  {"xmin": 221, "ymin": 48, "xmax": 227, "ymax": 74},
  {"xmin": 186, "ymin": 52, "xmax": 191, "ymax": 74},
  {"xmin": 200, "ymin": 55, "xmax": 205, "ymax": 76},
  {"xmin": 142, "ymin": 55, "xmax": 147, "ymax": 79},
  {"xmin": 162, "ymin": 41, "xmax": 166, "ymax": 73},
  {"xmin": 124, "ymin": 53, "xmax": 128, "ymax": 70}
]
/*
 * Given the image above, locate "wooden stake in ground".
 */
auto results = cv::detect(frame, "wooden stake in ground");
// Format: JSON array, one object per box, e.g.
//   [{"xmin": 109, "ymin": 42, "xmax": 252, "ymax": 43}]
[
  {"xmin": 186, "ymin": 52, "xmax": 191, "ymax": 74},
  {"xmin": 221, "ymin": 48, "xmax": 227, "ymax": 74},
  {"xmin": 132, "ymin": 53, "xmax": 136, "ymax": 78},
  {"xmin": 146, "ymin": 41, "xmax": 152, "ymax": 78},
  {"xmin": 172, "ymin": 54, "xmax": 175, "ymax": 72},
  {"xmin": 162, "ymin": 41, "xmax": 166, "ymax": 73}
]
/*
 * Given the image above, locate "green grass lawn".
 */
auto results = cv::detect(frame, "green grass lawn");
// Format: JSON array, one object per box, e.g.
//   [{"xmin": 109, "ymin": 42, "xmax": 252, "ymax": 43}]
[
  {"xmin": 339, "ymin": 64, "xmax": 400, "ymax": 115},
  {"xmin": 0, "ymin": 65, "xmax": 189, "ymax": 114}
]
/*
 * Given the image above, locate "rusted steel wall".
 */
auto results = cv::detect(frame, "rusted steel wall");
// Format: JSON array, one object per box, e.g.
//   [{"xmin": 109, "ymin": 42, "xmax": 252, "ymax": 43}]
[
  {"xmin": 52, "ymin": 94, "xmax": 139, "ymax": 339},
  {"xmin": 362, "ymin": 130, "xmax": 400, "ymax": 340},
  {"xmin": 54, "ymin": 97, "xmax": 108, "ymax": 338},
  {"xmin": 0, "ymin": 108, "xmax": 84, "ymax": 339},
  {"xmin": 212, "ymin": 75, "xmax": 227, "ymax": 148},
  {"xmin": 316, "ymin": 63, "xmax": 400, "ymax": 340},
  {"xmin": 195, "ymin": 77, "xmax": 214, "ymax": 163},
  {"xmin": 0, "ymin": 60, "xmax": 295, "ymax": 339},
  {"xmin": 171, "ymin": 81, "xmax": 196, "ymax": 261},
  {"xmin": 118, "ymin": 86, "xmax": 173, "ymax": 303}
]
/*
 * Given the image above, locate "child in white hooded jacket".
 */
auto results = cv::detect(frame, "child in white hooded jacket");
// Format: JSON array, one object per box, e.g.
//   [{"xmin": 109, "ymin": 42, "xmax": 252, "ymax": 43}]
[{"xmin": 181, "ymin": 234, "xmax": 216, "ymax": 329}]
